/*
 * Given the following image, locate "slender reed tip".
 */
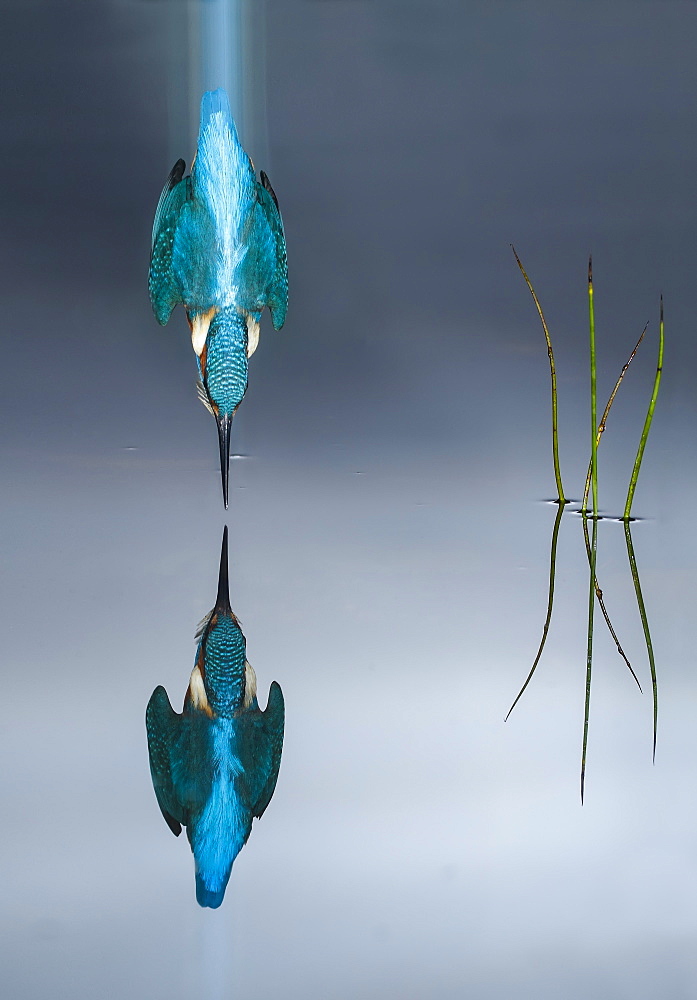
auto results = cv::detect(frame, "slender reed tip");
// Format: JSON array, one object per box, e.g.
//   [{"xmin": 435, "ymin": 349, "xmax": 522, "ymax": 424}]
[
  {"xmin": 588, "ymin": 256, "xmax": 593, "ymax": 284},
  {"xmin": 660, "ymin": 295, "xmax": 664, "ymax": 322}
]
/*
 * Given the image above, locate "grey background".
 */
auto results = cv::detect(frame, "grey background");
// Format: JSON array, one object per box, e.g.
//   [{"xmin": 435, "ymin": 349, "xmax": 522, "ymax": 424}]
[{"xmin": 3, "ymin": 1, "xmax": 697, "ymax": 997}]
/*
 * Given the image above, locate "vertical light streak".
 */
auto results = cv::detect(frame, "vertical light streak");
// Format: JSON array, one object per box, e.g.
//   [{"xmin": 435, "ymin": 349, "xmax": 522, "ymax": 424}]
[
  {"xmin": 199, "ymin": 0, "xmax": 242, "ymax": 125},
  {"xmin": 165, "ymin": 0, "xmax": 256, "ymax": 154}
]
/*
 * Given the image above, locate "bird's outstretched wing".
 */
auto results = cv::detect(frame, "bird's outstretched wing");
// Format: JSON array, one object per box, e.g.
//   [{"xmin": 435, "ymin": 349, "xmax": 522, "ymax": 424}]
[
  {"xmin": 239, "ymin": 681, "xmax": 285, "ymax": 819},
  {"xmin": 257, "ymin": 172, "xmax": 288, "ymax": 330},
  {"xmin": 145, "ymin": 686, "xmax": 185, "ymax": 836},
  {"xmin": 149, "ymin": 159, "xmax": 191, "ymax": 325}
]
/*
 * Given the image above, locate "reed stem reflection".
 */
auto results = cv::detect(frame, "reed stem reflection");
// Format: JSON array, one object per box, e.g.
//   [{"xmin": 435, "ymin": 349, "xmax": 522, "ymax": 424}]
[{"xmin": 507, "ymin": 252, "xmax": 663, "ymax": 796}]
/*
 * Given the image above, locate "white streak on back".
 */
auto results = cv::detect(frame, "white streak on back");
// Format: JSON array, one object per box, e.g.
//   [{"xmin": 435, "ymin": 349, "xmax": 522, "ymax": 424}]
[{"xmin": 194, "ymin": 109, "xmax": 255, "ymax": 306}]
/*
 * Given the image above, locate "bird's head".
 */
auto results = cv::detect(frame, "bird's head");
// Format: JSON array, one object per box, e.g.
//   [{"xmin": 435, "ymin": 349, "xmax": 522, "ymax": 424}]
[
  {"xmin": 192, "ymin": 309, "xmax": 250, "ymax": 508},
  {"xmin": 187, "ymin": 527, "xmax": 255, "ymax": 718}
]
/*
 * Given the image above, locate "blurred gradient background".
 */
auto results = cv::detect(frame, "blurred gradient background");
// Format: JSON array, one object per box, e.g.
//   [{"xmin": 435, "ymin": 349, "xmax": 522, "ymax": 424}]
[{"xmin": 3, "ymin": 1, "xmax": 697, "ymax": 997}]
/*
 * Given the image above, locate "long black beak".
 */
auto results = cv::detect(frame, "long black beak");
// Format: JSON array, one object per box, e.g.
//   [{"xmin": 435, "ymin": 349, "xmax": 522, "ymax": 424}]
[
  {"xmin": 216, "ymin": 413, "xmax": 232, "ymax": 509},
  {"xmin": 215, "ymin": 526, "xmax": 232, "ymax": 614}
]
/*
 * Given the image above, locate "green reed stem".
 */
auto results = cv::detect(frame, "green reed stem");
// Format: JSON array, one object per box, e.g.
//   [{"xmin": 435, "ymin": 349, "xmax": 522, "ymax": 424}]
[
  {"xmin": 512, "ymin": 246, "xmax": 566, "ymax": 504},
  {"xmin": 505, "ymin": 499, "xmax": 566, "ymax": 721},
  {"xmin": 623, "ymin": 299, "xmax": 664, "ymax": 521},
  {"xmin": 582, "ymin": 325, "xmax": 647, "ymax": 511},
  {"xmin": 583, "ymin": 258, "xmax": 598, "ymax": 518},
  {"xmin": 581, "ymin": 258, "xmax": 598, "ymax": 804},
  {"xmin": 580, "ymin": 510, "xmax": 641, "ymax": 691},
  {"xmin": 581, "ymin": 513, "xmax": 597, "ymax": 803},
  {"xmin": 580, "ymin": 326, "xmax": 647, "ymax": 688},
  {"xmin": 624, "ymin": 519, "xmax": 658, "ymax": 760},
  {"xmin": 622, "ymin": 298, "xmax": 663, "ymax": 759}
]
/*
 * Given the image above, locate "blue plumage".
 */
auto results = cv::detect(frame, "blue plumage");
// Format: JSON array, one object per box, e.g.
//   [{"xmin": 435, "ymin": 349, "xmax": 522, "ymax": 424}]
[
  {"xmin": 145, "ymin": 527, "xmax": 285, "ymax": 908},
  {"xmin": 149, "ymin": 89, "xmax": 289, "ymax": 507}
]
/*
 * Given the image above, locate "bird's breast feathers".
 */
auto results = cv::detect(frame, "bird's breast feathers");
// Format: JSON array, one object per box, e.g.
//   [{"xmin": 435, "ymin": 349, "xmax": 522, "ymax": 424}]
[
  {"xmin": 187, "ymin": 659, "xmax": 258, "ymax": 717},
  {"xmin": 189, "ymin": 308, "xmax": 261, "ymax": 360}
]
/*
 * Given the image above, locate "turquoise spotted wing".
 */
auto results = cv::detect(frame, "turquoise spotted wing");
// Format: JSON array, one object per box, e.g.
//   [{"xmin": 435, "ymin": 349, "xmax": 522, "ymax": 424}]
[
  {"xmin": 257, "ymin": 172, "xmax": 288, "ymax": 330},
  {"xmin": 238, "ymin": 681, "xmax": 285, "ymax": 819},
  {"xmin": 145, "ymin": 686, "xmax": 185, "ymax": 836},
  {"xmin": 148, "ymin": 159, "xmax": 191, "ymax": 325}
]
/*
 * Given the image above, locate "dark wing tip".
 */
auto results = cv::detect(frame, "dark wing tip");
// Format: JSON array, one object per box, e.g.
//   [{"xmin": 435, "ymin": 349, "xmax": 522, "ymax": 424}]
[
  {"xmin": 267, "ymin": 680, "xmax": 285, "ymax": 710},
  {"xmin": 260, "ymin": 170, "xmax": 280, "ymax": 211},
  {"xmin": 162, "ymin": 810, "xmax": 182, "ymax": 837},
  {"xmin": 168, "ymin": 158, "xmax": 186, "ymax": 190}
]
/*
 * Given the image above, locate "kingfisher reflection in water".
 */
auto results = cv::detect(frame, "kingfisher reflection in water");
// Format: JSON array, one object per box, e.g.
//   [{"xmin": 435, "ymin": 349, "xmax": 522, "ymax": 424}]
[{"xmin": 146, "ymin": 527, "xmax": 284, "ymax": 907}]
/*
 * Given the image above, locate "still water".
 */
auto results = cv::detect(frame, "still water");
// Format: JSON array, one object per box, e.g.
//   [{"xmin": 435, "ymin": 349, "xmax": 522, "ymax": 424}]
[{"xmin": 3, "ymin": 1, "xmax": 697, "ymax": 997}]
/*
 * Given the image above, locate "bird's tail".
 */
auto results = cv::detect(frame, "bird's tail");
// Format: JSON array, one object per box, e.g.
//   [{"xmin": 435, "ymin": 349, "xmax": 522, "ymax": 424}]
[
  {"xmin": 195, "ymin": 871, "xmax": 228, "ymax": 909},
  {"xmin": 199, "ymin": 88, "xmax": 237, "ymax": 140}
]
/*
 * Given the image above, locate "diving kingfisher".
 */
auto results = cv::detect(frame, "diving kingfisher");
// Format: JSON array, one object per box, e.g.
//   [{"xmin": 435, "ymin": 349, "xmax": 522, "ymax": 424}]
[
  {"xmin": 148, "ymin": 88, "xmax": 288, "ymax": 507},
  {"xmin": 145, "ymin": 526, "xmax": 285, "ymax": 908}
]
